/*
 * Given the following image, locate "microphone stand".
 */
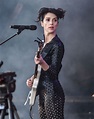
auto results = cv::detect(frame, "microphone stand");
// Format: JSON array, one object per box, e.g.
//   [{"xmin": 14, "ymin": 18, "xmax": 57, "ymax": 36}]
[
  {"xmin": 0, "ymin": 29, "xmax": 23, "ymax": 46},
  {"xmin": 0, "ymin": 29, "xmax": 23, "ymax": 70}
]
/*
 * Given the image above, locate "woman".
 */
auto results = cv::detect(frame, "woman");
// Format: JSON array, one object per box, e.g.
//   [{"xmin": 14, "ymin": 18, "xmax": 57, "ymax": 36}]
[{"xmin": 26, "ymin": 7, "xmax": 66, "ymax": 119}]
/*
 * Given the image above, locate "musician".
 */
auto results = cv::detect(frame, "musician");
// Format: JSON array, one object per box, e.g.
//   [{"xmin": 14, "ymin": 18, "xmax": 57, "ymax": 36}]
[{"xmin": 26, "ymin": 7, "xmax": 66, "ymax": 119}]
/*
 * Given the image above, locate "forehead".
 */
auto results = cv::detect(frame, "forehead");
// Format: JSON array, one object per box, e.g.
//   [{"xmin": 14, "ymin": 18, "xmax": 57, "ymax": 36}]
[{"xmin": 44, "ymin": 12, "xmax": 57, "ymax": 19}]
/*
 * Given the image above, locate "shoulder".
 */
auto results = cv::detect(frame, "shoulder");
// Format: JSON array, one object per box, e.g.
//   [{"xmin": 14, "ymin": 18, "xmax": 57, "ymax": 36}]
[{"xmin": 52, "ymin": 35, "xmax": 64, "ymax": 50}]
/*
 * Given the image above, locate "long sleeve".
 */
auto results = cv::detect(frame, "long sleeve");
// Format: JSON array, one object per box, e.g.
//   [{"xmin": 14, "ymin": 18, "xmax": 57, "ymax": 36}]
[{"xmin": 44, "ymin": 40, "xmax": 64, "ymax": 80}]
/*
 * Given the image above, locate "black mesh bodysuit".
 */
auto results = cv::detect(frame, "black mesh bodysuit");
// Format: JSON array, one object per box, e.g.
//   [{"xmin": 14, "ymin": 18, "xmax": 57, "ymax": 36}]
[{"xmin": 37, "ymin": 35, "xmax": 65, "ymax": 119}]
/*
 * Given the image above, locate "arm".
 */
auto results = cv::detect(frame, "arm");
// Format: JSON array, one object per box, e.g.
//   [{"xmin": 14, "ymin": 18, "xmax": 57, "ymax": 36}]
[
  {"xmin": 45, "ymin": 43, "xmax": 64, "ymax": 78},
  {"xmin": 35, "ymin": 43, "xmax": 64, "ymax": 78}
]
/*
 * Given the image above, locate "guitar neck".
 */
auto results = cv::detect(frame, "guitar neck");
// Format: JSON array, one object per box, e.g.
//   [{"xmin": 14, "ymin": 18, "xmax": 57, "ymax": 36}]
[
  {"xmin": 34, "ymin": 64, "xmax": 38, "ymax": 78},
  {"xmin": 34, "ymin": 50, "xmax": 40, "ymax": 78}
]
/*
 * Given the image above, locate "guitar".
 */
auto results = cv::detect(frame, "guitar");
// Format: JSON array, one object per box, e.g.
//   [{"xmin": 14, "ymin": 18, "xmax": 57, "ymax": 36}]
[{"xmin": 24, "ymin": 39, "xmax": 43, "ymax": 106}]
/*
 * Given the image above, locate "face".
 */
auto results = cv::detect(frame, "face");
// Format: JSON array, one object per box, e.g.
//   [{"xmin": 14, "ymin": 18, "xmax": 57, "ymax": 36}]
[{"xmin": 41, "ymin": 13, "xmax": 58, "ymax": 34}]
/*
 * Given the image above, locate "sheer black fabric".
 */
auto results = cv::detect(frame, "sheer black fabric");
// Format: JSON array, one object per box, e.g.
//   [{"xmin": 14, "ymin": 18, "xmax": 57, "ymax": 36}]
[{"xmin": 37, "ymin": 35, "xmax": 65, "ymax": 119}]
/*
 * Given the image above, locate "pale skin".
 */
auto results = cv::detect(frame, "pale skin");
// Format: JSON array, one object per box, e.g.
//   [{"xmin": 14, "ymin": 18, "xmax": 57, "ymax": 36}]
[{"xmin": 26, "ymin": 12, "xmax": 59, "ymax": 88}]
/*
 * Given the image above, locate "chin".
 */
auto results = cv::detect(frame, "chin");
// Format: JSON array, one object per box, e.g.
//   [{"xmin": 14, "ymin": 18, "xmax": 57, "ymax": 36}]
[{"xmin": 48, "ymin": 30, "xmax": 55, "ymax": 34}]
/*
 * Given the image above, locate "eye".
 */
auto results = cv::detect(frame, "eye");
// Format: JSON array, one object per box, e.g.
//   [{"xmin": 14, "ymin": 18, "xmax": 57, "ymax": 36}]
[
  {"xmin": 54, "ymin": 18, "xmax": 58, "ymax": 22},
  {"xmin": 46, "ymin": 18, "xmax": 50, "ymax": 21}
]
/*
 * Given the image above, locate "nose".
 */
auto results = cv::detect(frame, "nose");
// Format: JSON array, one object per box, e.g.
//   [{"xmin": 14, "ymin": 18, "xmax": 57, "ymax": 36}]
[{"xmin": 49, "ymin": 20, "xmax": 53, "ymax": 25}]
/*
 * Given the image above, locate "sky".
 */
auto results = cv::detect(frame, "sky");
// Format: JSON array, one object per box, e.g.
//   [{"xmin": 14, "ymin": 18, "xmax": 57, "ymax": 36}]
[{"xmin": 0, "ymin": 0, "xmax": 94, "ymax": 119}]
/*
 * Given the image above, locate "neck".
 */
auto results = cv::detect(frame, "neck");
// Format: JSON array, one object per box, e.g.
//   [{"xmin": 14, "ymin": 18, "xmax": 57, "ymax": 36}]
[{"xmin": 44, "ymin": 32, "xmax": 56, "ymax": 44}]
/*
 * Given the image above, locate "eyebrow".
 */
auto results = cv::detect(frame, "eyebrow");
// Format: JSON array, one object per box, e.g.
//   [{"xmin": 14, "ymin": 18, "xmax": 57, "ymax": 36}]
[{"xmin": 45, "ymin": 16, "xmax": 57, "ymax": 19}]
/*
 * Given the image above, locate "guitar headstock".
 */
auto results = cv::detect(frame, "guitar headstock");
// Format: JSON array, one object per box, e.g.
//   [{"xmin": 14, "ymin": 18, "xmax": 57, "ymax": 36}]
[{"xmin": 34, "ymin": 37, "xmax": 44, "ymax": 50}]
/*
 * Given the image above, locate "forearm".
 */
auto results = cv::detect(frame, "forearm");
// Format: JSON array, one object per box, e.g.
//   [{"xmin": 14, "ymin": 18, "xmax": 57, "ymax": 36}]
[{"xmin": 40, "ymin": 60, "xmax": 49, "ymax": 71}]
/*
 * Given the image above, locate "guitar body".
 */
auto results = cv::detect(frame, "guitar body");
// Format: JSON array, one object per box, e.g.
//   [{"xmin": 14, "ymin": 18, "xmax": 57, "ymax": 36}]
[{"xmin": 29, "ymin": 64, "xmax": 41, "ymax": 106}]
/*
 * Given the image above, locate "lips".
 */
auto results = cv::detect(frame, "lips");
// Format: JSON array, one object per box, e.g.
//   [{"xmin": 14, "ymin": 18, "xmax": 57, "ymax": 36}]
[{"xmin": 49, "ymin": 27, "xmax": 54, "ymax": 29}]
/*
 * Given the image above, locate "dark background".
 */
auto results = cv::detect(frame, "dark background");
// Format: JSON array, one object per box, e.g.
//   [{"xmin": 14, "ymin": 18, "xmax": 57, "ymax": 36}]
[{"xmin": 0, "ymin": 0, "xmax": 94, "ymax": 119}]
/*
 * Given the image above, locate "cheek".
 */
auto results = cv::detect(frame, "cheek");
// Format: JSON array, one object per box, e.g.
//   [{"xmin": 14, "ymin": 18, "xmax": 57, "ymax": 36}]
[
  {"xmin": 43, "ymin": 23, "xmax": 48, "ymax": 29},
  {"xmin": 54, "ymin": 23, "xmax": 58, "ymax": 29},
  {"xmin": 41, "ymin": 22, "xmax": 47, "ymax": 29}
]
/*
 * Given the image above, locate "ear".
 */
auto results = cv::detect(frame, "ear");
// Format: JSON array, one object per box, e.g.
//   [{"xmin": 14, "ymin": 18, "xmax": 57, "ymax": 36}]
[{"xmin": 40, "ymin": 21, "xmax": 44, "ymax": 27}]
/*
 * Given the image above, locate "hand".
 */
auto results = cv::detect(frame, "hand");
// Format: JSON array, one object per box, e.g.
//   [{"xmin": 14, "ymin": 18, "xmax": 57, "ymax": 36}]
[
  {"xmin": 34, "ymin": 54, "xmax": 49, "ymax": 71},
  {"xmin": 26, "ymin": 75, "xmax": 34, "ymax": 88},
  {"xmin": 34, "ymin": 55, "xmax": 44, "ymax": 64}
]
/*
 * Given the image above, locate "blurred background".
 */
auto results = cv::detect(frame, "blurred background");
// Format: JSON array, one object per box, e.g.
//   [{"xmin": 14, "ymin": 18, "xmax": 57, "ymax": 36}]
[{"xmin": 0, "ymin": 0, "xmax": 94, "ymax": 119}]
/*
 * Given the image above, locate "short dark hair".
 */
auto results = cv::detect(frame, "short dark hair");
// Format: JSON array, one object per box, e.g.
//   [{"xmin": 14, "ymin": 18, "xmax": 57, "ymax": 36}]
[{"xmin": 37, "ymin": 7, "xmax": 66, "ymax": 22}]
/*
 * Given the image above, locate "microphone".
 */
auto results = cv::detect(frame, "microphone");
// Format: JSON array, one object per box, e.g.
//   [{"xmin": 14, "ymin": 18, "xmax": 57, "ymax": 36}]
[
  {"xmin": 0, "ymin": 61, "xmax": 3, "ymax": 68},
  {"xmin": 10, "ymin": 25, "xmax": 37, "ymax": 30}
]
